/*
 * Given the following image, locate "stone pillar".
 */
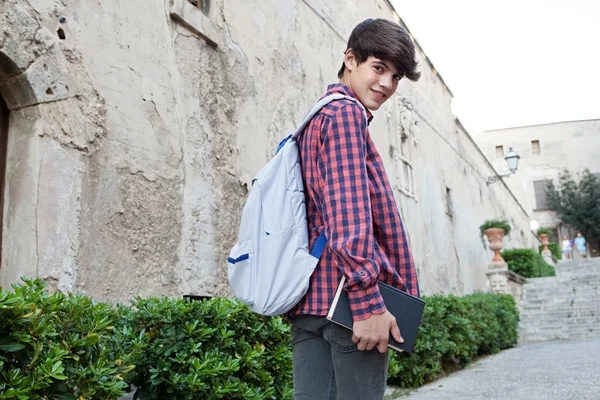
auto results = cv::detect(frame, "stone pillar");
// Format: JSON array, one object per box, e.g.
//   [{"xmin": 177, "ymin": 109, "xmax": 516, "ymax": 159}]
[
  {"xmin": 486, "ymin": 262, "xmax": 526, "ymax": 310},
  {"xmin": 541, "ymin": 249, "xmax": 555, "ymax": 266},
  {"xmin": 539, "ymin": 233, "xmax": 555, "ymax": 266},
  {"xmin": 487, "ymin": 261, "xmax": 510, "ymax": 295}
]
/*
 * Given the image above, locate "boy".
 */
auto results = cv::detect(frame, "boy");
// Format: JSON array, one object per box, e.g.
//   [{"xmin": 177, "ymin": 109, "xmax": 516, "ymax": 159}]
[{"xmin": 287, "ymin": 19, "xmax": 421, "ymax": 399}]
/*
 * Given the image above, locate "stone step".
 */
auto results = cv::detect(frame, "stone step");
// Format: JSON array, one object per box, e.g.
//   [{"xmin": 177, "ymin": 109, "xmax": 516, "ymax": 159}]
[
  {"xmin": 521, "ymin": 309, "xmax": 598, "ymax": 318},
  {"xmin": 520, "ymin": 331, "xmax": 600, "ymax": 342},
  {"xmin": 523, "ymin": 296, "xmax": 600, "ymax": 311},
  {"xmin": 556, "ymin": 266, "xmax": 600, "ymax": 276},
  {"xmin": 523, "ymin": 286, "xmax": 600, "ymax": 296},
  {"xmin": 523, "ymin": 277, "xmax": 600, "ymax": 290},
  {"xmin": 522, "ymin": 304, "xmax": 600, "ymax": 314},
  {"xmin": 520, "ymin": 324, "xmax": 600, "ymax": 335},
  {"xmin": 523, "ymin": 294, "xmax": 600, "ymax": 303},
  {"xmin": 523, "ymin": 289, "xmax": 600, "ymax": 296},
  {"xmin": 525, "ymin": 276, "xmax": 600, "ymax": 286},
  {"xmin": 519, "ymin": 316, "xmax": 600, "ymax": 325},
  {"xmin": 557, "ymin": 271, "xmax": 600, "ymax": 278}
]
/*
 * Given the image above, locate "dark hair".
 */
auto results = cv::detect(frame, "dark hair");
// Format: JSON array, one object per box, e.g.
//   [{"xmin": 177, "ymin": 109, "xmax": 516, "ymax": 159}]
[{"xmin": 337, "ymin": 19, "xmax": 420, "ymax": 81}]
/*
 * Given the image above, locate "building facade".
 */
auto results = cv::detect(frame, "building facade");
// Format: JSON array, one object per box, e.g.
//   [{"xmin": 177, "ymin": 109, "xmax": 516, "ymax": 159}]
[
  {"xmin": 474, "ymin": 119, "xmax": 600, "ymax": 256},
  {"xmin": 0, "ymin": 0, "xmax": 537, "ymax": 302}
]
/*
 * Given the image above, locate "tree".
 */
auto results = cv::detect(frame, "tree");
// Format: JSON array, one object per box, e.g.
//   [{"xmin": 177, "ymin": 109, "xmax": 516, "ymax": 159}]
[{"xmin": 546, "ymin": 169, "xmax": 600, "ymax": 243}]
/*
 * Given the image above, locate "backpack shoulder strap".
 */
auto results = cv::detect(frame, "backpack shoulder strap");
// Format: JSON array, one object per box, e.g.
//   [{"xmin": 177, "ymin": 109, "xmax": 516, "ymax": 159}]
[{"xmin": 291, "ymin": 94, "xmax": 367, "ymax": 139}]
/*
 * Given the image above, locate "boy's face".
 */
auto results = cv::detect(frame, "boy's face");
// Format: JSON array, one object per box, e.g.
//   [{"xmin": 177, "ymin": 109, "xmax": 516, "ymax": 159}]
[{"xmin": 341, "ymin": 51, "xmax": 402, "ymax": 111}]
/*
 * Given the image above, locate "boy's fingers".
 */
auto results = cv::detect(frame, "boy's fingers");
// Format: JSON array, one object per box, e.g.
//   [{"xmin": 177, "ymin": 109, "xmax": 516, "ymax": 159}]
[{"xmin": 391, "ymin": 320, "xmax": 404, "ymax": 343}]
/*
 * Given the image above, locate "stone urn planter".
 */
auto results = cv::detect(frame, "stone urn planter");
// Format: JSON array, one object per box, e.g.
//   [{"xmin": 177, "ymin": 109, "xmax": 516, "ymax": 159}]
[
  {"xmin": 539, "ymin": 233, "xmax": 550, "ymax": 252},
  {"xmin": 484, "ymin": 228, "xmax": 506, "ymax": 262}
]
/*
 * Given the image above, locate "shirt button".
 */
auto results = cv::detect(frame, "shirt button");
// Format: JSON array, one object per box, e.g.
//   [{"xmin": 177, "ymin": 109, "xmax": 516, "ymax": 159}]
[
  {"xmin": 366, "ymin": 296, "xmax": 372, "ymax": 301},
  {"xmin": 368, "ymin": 305, "xmax": 374, "ymax": 310},
  {"xmin": 359, "ymin": 271, "xmax": 365, "ymax": 276}
]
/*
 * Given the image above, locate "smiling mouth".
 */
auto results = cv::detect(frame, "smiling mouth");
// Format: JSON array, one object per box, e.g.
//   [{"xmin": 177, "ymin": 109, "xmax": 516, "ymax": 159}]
[{"xmin": 371, "ymin": 89, "xmax": 386, "ymax": 100}]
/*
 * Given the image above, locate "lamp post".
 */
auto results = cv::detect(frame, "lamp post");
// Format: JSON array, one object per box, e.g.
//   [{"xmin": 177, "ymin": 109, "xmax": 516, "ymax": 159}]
[{"xmin": 486, "ymin": 147, "xmax": 520, "ymax": 185}]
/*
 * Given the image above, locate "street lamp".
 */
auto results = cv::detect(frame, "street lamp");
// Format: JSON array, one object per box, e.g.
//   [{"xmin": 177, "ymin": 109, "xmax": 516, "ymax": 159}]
[{"xmin": 486, "ymin": 147, "xmax": 520, "ymax": 185}]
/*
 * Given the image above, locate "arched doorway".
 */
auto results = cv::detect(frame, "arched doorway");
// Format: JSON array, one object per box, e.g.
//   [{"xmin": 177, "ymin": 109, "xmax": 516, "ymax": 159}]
[{"xmin": 0, "ymin": 94, "xmax": 8, "ymax": 264}]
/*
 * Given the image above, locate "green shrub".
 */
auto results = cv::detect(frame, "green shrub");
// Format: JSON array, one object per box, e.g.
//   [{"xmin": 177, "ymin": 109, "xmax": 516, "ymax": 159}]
[
  {"xmin": 536, "ymin": 227, "xmax": 553, "ymax": 236},
  {"xmin": 386, "ymin": 292, "xmax": 518, "ymax": 387},
  {"xmin": 539, "ymin": 242, "xmax": 562, "ymax": 261},
  {"xmin": 1, "ymin": 280, "xmax": 520, "ymax": 397},
  {"xmin": 501, "ymin": 248, "xmax": 556, "ymax": 278},
  {"xmin": 0, "ymin": 279, "xmax": 135, "ymax": 400},
  {"xmin": 479, "ymin": 220, "xmax": 511, "ymax": 236},
  {"xmin": 128, "ymin": 296, "xmax": 293, "ymax": 400}
]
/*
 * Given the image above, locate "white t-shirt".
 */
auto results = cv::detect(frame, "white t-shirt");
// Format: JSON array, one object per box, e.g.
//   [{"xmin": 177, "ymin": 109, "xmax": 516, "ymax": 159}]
[{"xmin": 562, "ymin": 239, "xmax": 572, "ymax": 251}]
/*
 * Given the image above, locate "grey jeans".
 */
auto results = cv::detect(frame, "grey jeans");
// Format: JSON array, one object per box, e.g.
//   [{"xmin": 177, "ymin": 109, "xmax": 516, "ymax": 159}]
[{"xmin": 290, "ymin": 315, "xmax": 389, "ymax": 400}]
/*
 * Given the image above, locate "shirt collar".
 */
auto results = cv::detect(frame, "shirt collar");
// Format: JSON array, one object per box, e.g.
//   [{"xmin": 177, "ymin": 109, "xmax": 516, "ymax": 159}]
[{"xmin": 326, "ymin": 83, "xmax": 374, "ymax": 124}]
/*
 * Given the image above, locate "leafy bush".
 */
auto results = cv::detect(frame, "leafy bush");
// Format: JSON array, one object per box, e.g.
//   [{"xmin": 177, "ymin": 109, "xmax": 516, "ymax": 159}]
[
  {"xmin": 0, "ymin": 279, "xmax": 135, "ymax": 400},
  {"xmin": 539, "ymin": 242, "xmax": 562, "ymax": 261},
  {"xmin": 129, "ymin": 296, "xmax": 293, "ymax": 400},
  {"xmin": 386, "ymin": 292, "xmax": 518, "ymax": 387},
  {"xmin": 501, "ymin": 248, "xmax": 556, "ymax": 278},
  {"xmin": 1, "ymin": 280, "xmax": 519, "ymax": 397},
  {"xmin": 537, "ymin": 227, "xmax": 553, "ymax": 236},
  {"xmin": 479, "ymin": 220, "xmax": 511, "ymax": 236}
]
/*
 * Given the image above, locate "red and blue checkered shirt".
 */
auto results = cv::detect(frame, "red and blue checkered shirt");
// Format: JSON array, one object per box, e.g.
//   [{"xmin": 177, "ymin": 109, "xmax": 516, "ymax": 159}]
[{"xmin": 288, "ymin": 83, "xmax": 420, "ymax": 322}]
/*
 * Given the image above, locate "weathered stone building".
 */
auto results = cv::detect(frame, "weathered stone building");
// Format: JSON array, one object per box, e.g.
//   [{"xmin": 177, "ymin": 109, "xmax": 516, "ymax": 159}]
[
  {"xmin": 0, "ymin": 0, "xmax": 537, "ymax": 302},
  {"xmin": 474, "ymin": 119, "xmax": 600, "ymax": 256}
]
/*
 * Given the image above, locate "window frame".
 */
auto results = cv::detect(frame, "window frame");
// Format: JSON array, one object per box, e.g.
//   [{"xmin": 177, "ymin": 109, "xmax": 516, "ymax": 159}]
[
  {"xmin": 495, "ymin": 145, "xmax": 504, "ymax": 158},
  {"xmin": 170, "ymin": 0, "xmax": 218, "ymax": 47},
  {"xmin": 394, "ymin": 134, "xmax": 416, "ymax": 198},
  {"xmin": 531, "ymin": 140, "xmax": 541, "ymax": 155},
  {"xmin": 533, "ymin": 179, "xmax": 552, "ymax": 211}
]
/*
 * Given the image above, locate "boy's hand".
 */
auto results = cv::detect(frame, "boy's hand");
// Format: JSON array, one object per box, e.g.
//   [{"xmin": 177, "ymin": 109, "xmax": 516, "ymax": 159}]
[{"xmin": 352, "ymin": 310, "xmax": 403, "ymax": 353}]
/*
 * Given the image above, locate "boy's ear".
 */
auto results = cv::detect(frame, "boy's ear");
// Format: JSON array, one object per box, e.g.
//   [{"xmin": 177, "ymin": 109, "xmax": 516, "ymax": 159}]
[{"xmin": 344, "ymin": 49, "xmax": 356, "ymax": 72}]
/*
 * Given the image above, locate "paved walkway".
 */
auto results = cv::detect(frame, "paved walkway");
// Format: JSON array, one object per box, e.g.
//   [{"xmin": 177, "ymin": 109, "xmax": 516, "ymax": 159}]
[{"xmin": 399, "ymin": 338, "xmax": 600, "ymax": 400}]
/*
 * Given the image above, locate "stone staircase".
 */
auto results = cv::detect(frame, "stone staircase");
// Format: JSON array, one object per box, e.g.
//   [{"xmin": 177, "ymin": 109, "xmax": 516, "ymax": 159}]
[{"xmin": 520, "ymin": 258, "xmax": 600, "ymax": 342}]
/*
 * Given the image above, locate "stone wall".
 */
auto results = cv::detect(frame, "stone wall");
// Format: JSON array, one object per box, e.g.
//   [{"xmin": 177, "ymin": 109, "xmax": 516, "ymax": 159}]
[{"xmin": 1, "ymin": 0, "xmax": 537, "ymax": 301}]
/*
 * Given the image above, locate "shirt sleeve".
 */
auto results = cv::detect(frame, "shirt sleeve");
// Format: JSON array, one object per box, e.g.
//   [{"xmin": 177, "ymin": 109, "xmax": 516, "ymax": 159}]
[{"xmin": 317, "ymin": 102, "xmax": 386, "ymax": 322}]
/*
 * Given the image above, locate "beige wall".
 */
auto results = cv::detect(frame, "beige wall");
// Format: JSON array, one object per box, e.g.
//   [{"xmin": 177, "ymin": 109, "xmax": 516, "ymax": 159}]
[
  {"xmin": 473, "ymin": 120, "xmax": 600, "ymax": 232},
  {"xmin": 1, "ymin": 0, "xmax": 537, "ymax": 301}
]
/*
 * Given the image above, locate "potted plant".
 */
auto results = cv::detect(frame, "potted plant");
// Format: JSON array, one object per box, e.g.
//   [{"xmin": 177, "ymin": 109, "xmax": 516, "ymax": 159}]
[
  {"xmin": 537, "ymin": 227, "xmax": 553, "ymax": 252},
  {"xmin": 479, "ymin": 220, "xmax": 512, "ymax": 262}
]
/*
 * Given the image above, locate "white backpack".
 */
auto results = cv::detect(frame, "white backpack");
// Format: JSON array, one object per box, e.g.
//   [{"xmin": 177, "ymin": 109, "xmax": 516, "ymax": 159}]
[{"xmin": 228, "ymin": 94, "xmax": 366, "ymax": 316}]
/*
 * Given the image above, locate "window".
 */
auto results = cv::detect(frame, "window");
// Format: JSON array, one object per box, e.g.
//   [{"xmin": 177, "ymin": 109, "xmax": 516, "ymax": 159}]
[
  {"xmin": 0, "ymin": 94, "xmax": 8, "ymax": 264},
  {"xmin": 188, "ymin": 0, "xmax": 210, "ymax": 16},
  {"xmin": 495, "ymin": 145, "xmax": 504, "ymax": 158},
  {"xmin": 394, "ymin": 134, "xmax": 414, "ymax": 196},
  {"xmin": 531, "ymin": 140, "xmax": 540, "ymax": 155},
  {"xmin": 533, "ymin": 180, "xmax": 552, "ymax": 210},
  {"xmin": 393, "ymin": 98, "xmax": 417, "ymax": 197},
  {"xmin": 170, "ymin": 0, "xmax": 217, "ymax": 47}
]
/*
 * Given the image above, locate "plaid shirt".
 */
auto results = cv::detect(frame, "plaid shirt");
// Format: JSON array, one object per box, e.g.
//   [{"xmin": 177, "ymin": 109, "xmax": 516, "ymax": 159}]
[{"xmin": 288, "ymin": 84, "xmax": 420, "ymax": 322}]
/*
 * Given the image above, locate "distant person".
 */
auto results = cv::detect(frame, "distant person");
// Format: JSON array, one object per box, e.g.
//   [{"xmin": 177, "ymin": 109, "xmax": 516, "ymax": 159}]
[
  {"xmin": 574, "ymin": 233, "xmax": 587, "ymax": 258},
  {"xmin": 561, "ymin": 236, "xmax": 572, "ymax": 260}
]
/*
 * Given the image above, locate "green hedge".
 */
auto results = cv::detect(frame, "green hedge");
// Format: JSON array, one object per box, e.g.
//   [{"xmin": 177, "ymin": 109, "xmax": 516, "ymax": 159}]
[
  {"xmin": 386, "ymin": 292, "xmax": 518, "ymax": 387},
  {"xmin": 129, "ymin": 296, "xmax": 293, "ymax": 400},
  {"xmin": 1, "ymin": 279, "xmax": 519, "ymax": 398},
  {"xmin": 538, "ymin": 242, "xmax": 562, "ymax": 262},
  {"xmin": 0, "ymin": 279, "xmax": 135, "ymax": 400},
  {"xmin": 501, "ymin": 248, "xmax": 556, "ymax": 278}
]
